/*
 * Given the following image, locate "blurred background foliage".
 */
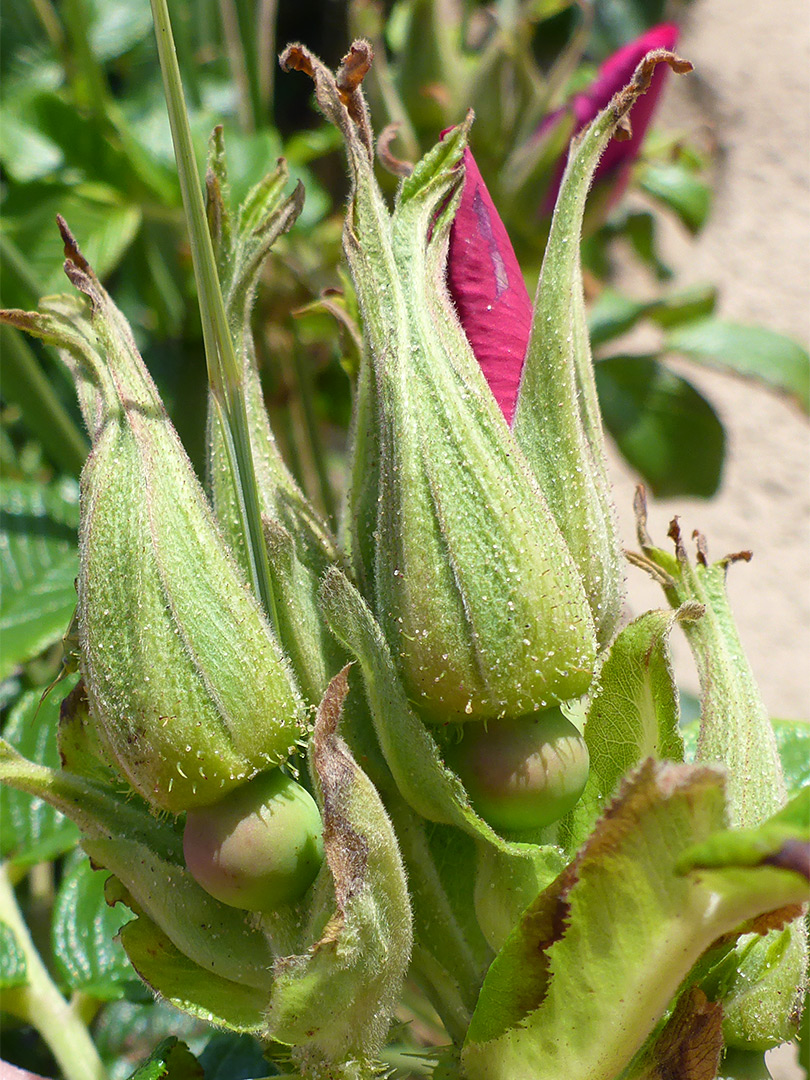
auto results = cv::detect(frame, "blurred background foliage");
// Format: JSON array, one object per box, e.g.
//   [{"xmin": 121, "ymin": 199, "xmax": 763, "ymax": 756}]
[{"xmin": 1, "ymin": 1, "xmax": 808, "ymax": 1077}]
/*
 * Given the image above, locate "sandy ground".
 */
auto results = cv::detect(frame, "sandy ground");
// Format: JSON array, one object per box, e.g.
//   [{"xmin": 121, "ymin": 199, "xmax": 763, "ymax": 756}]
[{"xmin": 609, "ymin": 3, "xmax": 809, "ymax": 1076}]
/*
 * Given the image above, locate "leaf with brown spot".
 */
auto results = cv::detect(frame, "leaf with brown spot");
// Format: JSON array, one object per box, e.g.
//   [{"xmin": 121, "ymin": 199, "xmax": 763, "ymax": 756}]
[
  {"xmin": 625, "ymin": 987, "xmax": 723, "ymax": 1080},
  {"xmin": 462, "ymin": 761, "xmax": 810, "ymax": 1080},
  {"xmin": 264, "ymin": 668, "xmax": 412, "ymax": 1068}
]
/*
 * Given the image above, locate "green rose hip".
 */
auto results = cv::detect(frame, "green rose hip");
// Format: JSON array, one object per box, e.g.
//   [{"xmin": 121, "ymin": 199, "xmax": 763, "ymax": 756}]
[
  {"xmin": 183, "ymin": 769, "xmax": 324, "ymax": 911},
  {"xmin": 446, "ymin": 708, "xmax": 590, "ymax": 831}
]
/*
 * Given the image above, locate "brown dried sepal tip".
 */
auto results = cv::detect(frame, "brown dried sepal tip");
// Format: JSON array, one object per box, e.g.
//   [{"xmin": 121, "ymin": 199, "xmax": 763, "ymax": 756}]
[
  {"xmin": 613, "ymin": 48, "xmax": 693, "ymax": 139},
  {"xmin": 279, "ymin": 43, "xmax": 315, "ymax": 80},
  {"xmin": 377, "ymin": 123, "xmax": 414, "ymax": 178},
  {"xmin": 336, "ymin": 41, "xmax": 373, "ymax": 106},
  {"xmin": 56, "ymin": 214, "xmax": 90, "ymax": 273}
]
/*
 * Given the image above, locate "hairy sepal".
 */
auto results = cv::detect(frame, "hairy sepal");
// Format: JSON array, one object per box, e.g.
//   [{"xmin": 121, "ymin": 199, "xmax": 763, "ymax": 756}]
[
  {"xmin": 561, "ymin": 605, "xmax": 699, "ymax": 853},
  {"xmin": 513, "ymin": 50, "xmax": 693, "ymax": 645},
  {"xmin": 320, "ymin": 568, "xmax": 567, "ymax": 952},
  {"xmin": 264, "ymin": 669, "xmax": 412, "ymax": 1073},
  {"xmin": 630, "ymin": 495, "xmax": 807, "ymax": 1047}
]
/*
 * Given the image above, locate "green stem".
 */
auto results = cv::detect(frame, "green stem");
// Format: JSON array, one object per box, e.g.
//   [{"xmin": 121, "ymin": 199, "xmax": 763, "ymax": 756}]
[
  {"xmin": 0, "ymin": 865, "xmax": 110, "ymax": 1080},
  {"xmin": 411, "ymin": 950, "xmax": 471, "ymax": 1046},
  {"xmin": 257, "ymin": 0, "xmax": 278, "ymax": 117},
  {"xmin": 149, "ymin": 0, "xmax": 280, "ymax": 634}
]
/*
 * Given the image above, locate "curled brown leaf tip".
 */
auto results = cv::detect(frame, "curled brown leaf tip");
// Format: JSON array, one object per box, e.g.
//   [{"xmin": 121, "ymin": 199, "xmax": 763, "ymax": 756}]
[
  {"xmin": 336, "ymin": 40, "xmax": 373, "ymax": 103},
  {"xmin": 693, "ymin": 530, "xmax": 709, "ymax": 567},
  {"xmin": 635, "ymin": 48, "xmax": 694, "ymax": 92},
  {"xmin": 723, "ymin": 549, "xmax": 753, "ymax": 566},
  {"xmin": 633, "ymin": 485, "xmax": 654, "ymax": 549},
  {"xmin": 613, "ymin": 49, "xmax": 693, "ymax": 126},
  {"xmin": 377, "ymin": 123, "xmax": 414, "ymax": 177},
  {"xmin": 56, "ymin": 215, "xmax": 90, "ymax": 273},
  {"xmin": 615, "ymin": 115, "xmax": 633, "ymax": 142},
  {"xmin": 667, "ymin": 516, "xmax": 689, "ymax": 563},
  {"xmin": 279, "ymin": 43, "xmax": 315, "ymax": 78}
]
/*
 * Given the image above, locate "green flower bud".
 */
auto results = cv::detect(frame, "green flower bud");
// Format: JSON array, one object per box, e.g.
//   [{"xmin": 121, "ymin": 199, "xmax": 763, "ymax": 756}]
[
  {"xmin": 444, "ymin": 708, "xmax": 590, "ymax": 831},
  {"xmin": 183, "ymin": 769, "xmax": 324, "ymax": 911},
  {"xmin": 281, "ymin": 43, "xmax": 597, "ymax": 723},
  {"xmin": 0, "ymin": 222, "xmax": 304, "ymax": 813}
]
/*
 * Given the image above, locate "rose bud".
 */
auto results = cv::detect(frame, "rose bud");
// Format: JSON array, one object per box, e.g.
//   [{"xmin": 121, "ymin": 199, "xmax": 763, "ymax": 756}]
[
  {"xmin": 1, "ymin": 224, "xmax": 304, "ymax": 813},
  {"xmin": 449, "ymin": 46, "xmax": 692, "ymax": 646},
  {"xmin": 282, "ymin": 42, "xmax": 598, "ymax": 724},
  {"xmin": 183, "ymin": 769, "xmax": 324, "ymax": 911},
  {"xmin": 444, "ymin": 708, "xmax": 590, "ymax": 832}
]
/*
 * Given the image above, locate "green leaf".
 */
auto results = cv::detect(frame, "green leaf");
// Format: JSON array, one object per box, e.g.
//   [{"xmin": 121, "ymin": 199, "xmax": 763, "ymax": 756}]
[
  {"xmin": 596, "ymin": 354, "xmax": 725, "ymax": 497},
  {"xmin": 120, "ymin": 916, "xmax": 267, "ymax": 1034},
  {"xmin": 0, "ymin": 919, "xmax": 27, "ymax": 988},
  {"xmin": 621, "ymin": 211, "xmax": 673, "ymax": 281},
  {"xmin": 52, "ymin": 853, "xmax": 136, "ymax": 999},
  {"xmin": 771, "ymin": 719, "xmax": 810, "ymax": 798},
  {"xmin": 0, "ymin": 109, "xmax": 63, "ymax": 182},
  {"xmin": 562, "ymin": 607, "xmax": 694, "ymax": 853},
  {"xmin": 94, "ymin": 998, "xmax": 210, "ymax": 1078},
  {"xmin": 666, "ymin": 318, "xmax": 810, "ymax": 412},
  {"xmin": 0, "ymin": 681, "xmax": 80, "ymax": 868},
  {"xmin": 0, "ymin": 477, "xmax": 80, "ymax": 679},
  {"xmin": 87, "ymin": 0, "xmax": 154, "ymax": 62},
  {"xmin": 125, "ymin": 1037, "xmax": 203, "ymax": 1080},
  {"xmin": 677, "ymin": 788, "xmax": 810, "ymax": 872},
  {"xmin": 647, "ymin": 284, "xmax": 718, "ymax": 329},
  {"xmin": 588, "ymin": 285, "xmax": 717, "ymax": 347},
  {"xmin": 198, "ymin": 1032, "xmax": 276, "ymax": 1080},
  {"xmin": 638, "ymin": 162, "xmax": 711, "ymax": 233},
  {"xmin": 461, "ymin": 762, "xmax": 810, "ymax": 1080},
  {"xmin": 589, "ymin": 290, "xmax": 651, "ymax": 347}
]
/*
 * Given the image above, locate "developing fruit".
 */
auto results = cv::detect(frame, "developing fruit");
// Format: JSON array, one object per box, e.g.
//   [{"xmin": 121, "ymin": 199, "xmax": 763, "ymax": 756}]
[
  {"xmin": 183, "ymin": 769, "xmax": 324, "ymax": 911},
  {"xmin": 446, "ymin": 708, "xmax": 590, "ymax": 831}
]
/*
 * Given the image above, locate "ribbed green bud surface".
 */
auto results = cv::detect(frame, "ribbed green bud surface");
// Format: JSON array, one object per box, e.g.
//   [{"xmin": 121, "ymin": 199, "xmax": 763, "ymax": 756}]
[
  {"xmin": 2, "ymin": 224, "xmax": 304, "ymax": 812},
  {"xmin": 513, "ymin": 52, "xmax": 693, "ymax": 646},
  {"xmin": 282, "ymin": 43, "xmax": 597, "ymax": 723}
]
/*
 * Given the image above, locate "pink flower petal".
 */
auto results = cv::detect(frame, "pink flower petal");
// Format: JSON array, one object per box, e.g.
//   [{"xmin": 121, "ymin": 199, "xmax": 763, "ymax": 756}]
[
  {"xmin": 542, "ymin": 22, "xmax": 680, "ymax": 212},
  {"xmin": 444, "ymin": 25, "xmax": 679, "ymax": 425},
  {"xmin": 446, "ymin": 146, "xmax": 532, "ymax": 425}
]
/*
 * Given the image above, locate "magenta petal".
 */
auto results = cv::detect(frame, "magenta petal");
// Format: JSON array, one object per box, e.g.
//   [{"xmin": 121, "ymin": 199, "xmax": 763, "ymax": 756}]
[
  {"xmin": 542, "ymin": 22, "xmax": 680, "ymax": 212},
  {"xmin": 447, "ymin": 146, "xmax": 532, "ymax": 425}
]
